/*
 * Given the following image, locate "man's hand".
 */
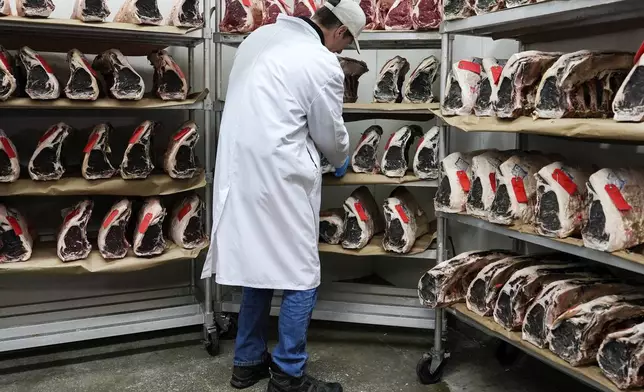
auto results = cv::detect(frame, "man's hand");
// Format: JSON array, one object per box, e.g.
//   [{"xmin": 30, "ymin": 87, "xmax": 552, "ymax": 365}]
[{"xmin": 334, "ymin": 156, "xmax": 350, "ymax": 177}]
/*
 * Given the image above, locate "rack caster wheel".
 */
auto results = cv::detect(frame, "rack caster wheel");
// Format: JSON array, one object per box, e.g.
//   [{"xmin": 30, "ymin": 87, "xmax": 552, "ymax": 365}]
[
  {"xmin": 416, "ymin": 353, "xmax": 446, "ymax": 385},
  {"xmin": 204, "ymin": 326, "xmax": 221, "ymax": 357},
  {"xmin": 220, "ymin": 314, "xmax": 238, "ymax": 340},
  {"xmin": 495, "ymin": 341, "xmax": 521, "ymax": 367}
]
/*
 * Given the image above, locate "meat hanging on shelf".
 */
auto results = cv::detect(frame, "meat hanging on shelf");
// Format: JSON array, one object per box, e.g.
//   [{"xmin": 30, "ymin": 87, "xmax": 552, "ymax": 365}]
[
  {"xmin": 411, "ymin": 0, "xmax": 442, "ymax": 30},
  {"xmin": 598, "ymin": 322, "xmax": 644, "ymax": 389},
  {"xmin": 28, "ymin": 122, "xmax": 71, "ymax": 181},
  {"xmin": 442, "ymin": 58, "xmax": 482, "ymax": 116},
  {"xmin": 341, "ymin": 186, "xmax": 384, "ymax": 250},
  {"xmin": 351, "ymin": 125, "xmax": 382, "ymax": 174},
  {"xmin": 0, "ymin": 204, "xmax": 33, "ymax": 263},
  {"xmin": 0, "ymin": 46, "xmax": 18, "ymax": 101},
  {"xmin": 382, "ymin": 186, "xmax": 429, "ymax": 254},
  {"xmin": 262, "ymin": 0, "xmax": 291, "ymax": 25},
  {"xmin": 0, "ymin": 129, "xmax": 19, "ymax": 183},
  {"xmin": 465, "ymin": 149, "xmax": 512, "ymax": 219},
  {"xmin": 92, "ymin": 49, "xmax": 145, "ymax": 101},
  {"xmin": 16, "ymin": 0, "xmax": 55, "ymax": 17},
  {"xmin": 57, "ymin": 199, "xmax": 94, "ymax": 262},
  {"xmin": 380, "ymin": 125, "xmax": 423, "ymax": 178},
  {"xmin": 170, "ymin": 194, "xmax": 207, "ymax": 249},
  {"xmin": 82, "ymin": 123, "xmax": 117, "ymax": 180},
  {"xmin": 18, "ymin": 46, "xmax": 60, "ymax": 100},
  {"xmin": 473, "ymin": 0, "xmax": 504, "ymax": 15},
  {"xmin": 220, "ymin": 0, "xmax": 264, "ymax": 32},
  {"xmin": 65, "ymin": 49, "xmax": 101, "ymax": 101},
  {"xmin": 613, "ymin": 53, "xmax": 644, "ymax": 122},
  {"xmin": 148, "ymin": 50, "xmax": 189, "ymax": 101},
  {"xmin": 339, "ymin": 57, "xmax": 369, "ymax": 104},
  {"xmin": 114, "ymin": 0, "xmax": 163, "ymax": 25},
  {"xmin": 412, "ymin": 126, "xmax": 439, "ymax": 180},
  {"xmin": 373, "ymin": 56, "xmax": 410, "ymax": 103},
  {"xmin": 71, "ymin": 0, "xmax": 111, "ymax": 22},
  {"xmin": 98, "ymin": 199, "xmax": 133, "ymax": 259},
  {"xmin": 403, "ymin": 55, "xmax": 440, "ymax": 104},
  {"xmin": 121, "ymin": 120, "xmax": 156, "ymax": 180},
  {"xmin": 434, "ymin": 151, "xmax": 479, "ymax": 213},
  {"xmin": 167, "ymin": 0, "xmax": 205, "ymax": 27},
  {"xmin": 319, "ymin": 209, "xmax": 345, "ymax": 245},
  {"xmin": 133, "ymin": 197, "xmax": 167, "ymax": 256},
  {"xmin": 442, "ymin": 0, "xmax": 474, "ymax": 20},
  {"xmin": 292, "ymin": 0, "xmax": 321, "ymax": 18},
  {"xmin": 474, "ymin": 58, "xmax": 506, "ymax": 117}
]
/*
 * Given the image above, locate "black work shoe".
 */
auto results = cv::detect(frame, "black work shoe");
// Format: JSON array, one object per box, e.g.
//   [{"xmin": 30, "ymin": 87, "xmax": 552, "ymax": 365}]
[
  {"xmin": 267, "ymin": 363, "xmax": 343, "ymax": 392},
  {"xmin": 230, "ymin": 353, "xmax": 272, "ymax": 389}
]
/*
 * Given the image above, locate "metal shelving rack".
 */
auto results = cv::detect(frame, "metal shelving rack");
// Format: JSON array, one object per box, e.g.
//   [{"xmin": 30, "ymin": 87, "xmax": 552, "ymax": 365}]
[
  {"xmin": 211, "ymin": 8, "xmax": 445, "ymax": 336},
  {"xmin": 0, "ymin": 4, "xmax": 216, "ymax": 354},
  {"xmin": 418, "ymin": 1, "xmax": 644, "ymax": 390}
]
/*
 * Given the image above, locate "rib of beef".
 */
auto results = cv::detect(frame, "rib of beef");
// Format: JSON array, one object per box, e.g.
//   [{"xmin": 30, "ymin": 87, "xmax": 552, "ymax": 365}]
[
  {"xmin": 148, "ymin": 50, "xmax": 188, "ymax": 101},
  {"xmin": 442, "ymin": 58, "xmax": 483, "ymax": 116},
  {"xmin": 373, "ymin": 56, "xmax": 410, "ymax": 103},
  {"xmin": 29, "ymin": 123, "xmax": 71, "ymax": 181},
  {"xmin": 339, "ymin": 57, "xmax": 368, "ymax": 103},
  {"xmin": 98, "ymin": 199, "xmax": 132, "ymax": 259},
  {"xmin": 82, "ymin": 123, "xmax": 117, "ymax": 180},
  {"xmin": 418, "ymin": 250, "xmax": 516, "ymax": 308},
  {"xmin": 65, "ymin": 49, "xmax": 101, "ymax": 101},
  {"xmin": 262, "ymin": 0, "xmax": 290, "ymax": 25},
  {"xmin": 220, "ymin": 0, "xmax": 264, "ymax": 32},
  {"xmin": 412, "ymin": 0, "xmax": 441, "ymax": 30},
  {"xmin": 412, "ymin": 126, "xmax": 439, "ymax": 180},
  {"xmin": 0, "ymin": 46, "xmax": 18, "ymax": 101},
  {"xmin": 614, "ymin": 54, "xmax": 644, "ymax": 122},
  {"xmin": 473, "ymin": 0, "xmax": 503, "ymax": 14},
  {"xmin": 442, "ymin": 0, "xmax": 474, "ymax": 20},
  {"xmin": 0, "ymin": 205, "xmax": 32, "ymax": 262},
  {"xmin": 0, "ymin": 129, "xmax": 19, "ymax": 182},
  {"xmin": 167, "ymin": 0, "xmax": 204, "ymax": 27},
  {"xmin": 170, "ymin": 194, "xmax": 206, "ymax": 249},
  {"xmin": 383, "ymin": 186, "xmax": 429, "ymax": 254},
  {"xmin": 534, "ymin": 162, "xmax": 589, "ymax": 238},
  {"xmin": 466, "ymin": 150, "xmax": 513, "ymax": 219},
  {"xmin": 57, "ymin": 199, "xmax": 93, "ymax": 262},
  {"xmin": 403, "ymin": 55, "xmax": 439, "ymax": 103},
  {"xmin": 598, "ymin": 322, "xmax": 644, "ymax": 389},
  {"xmin": 376, "ymin": 0, "xmax": 413, "ymax": 30},
  {"xmin": 292, "ymin": 0, "xmax": 320, "ymax": 17},
  {"xmin": 320, "ymin": 209, "xmax": 344, "ymax": 245},
  {"xmin": 435, "ymin": 151, "xmax": 479, "ymax": 213},
  {"xmin": 351, "ymin": 125, "xmax": 382, "ymax": 174},
  {"xmin": 164, "ymin": 121, "xmax": 200, "ymax": 179},
  {"xmin": 133, "ymin": 197, "xmax": 167, "ymax": 256},
  {"xmin": 549, "ymin": 294, "xmax": 644, "ymax": 366},
  {"xmin": 534, "ymin": 51, "xmax": 633, "ymax": 119},
  {"xmin": 17, "ymin": 0, "xmax": 55, "ymax": 17},
  {"xmin": 360, "ymin": 0, "xmax": 377, "ymax": 29},
  {"xmin": 474, "ymin": 58, "xmax": 506, "ymax": 116},
  {"xmin": 121, "ymin": 121, "xmax": 156, "ymax": 180},
  {"xmin": 92, "ymin": 49, "xmax": 145, "ymax": 100},
  {"xmin": 114, "ymin": 0, "xmax": 163, "ymax": 25},
  {"xmin": 341, "ymin": 186, "xmax": 384, "ymax": 250},
  {"xmin": 71, "ymin": 0, "xmax": 110, "ymax": 22},
  {"xmin": 0, "ymin": 0, "xmax": 10, "ymax": 15},
  {"xmin": 381, "ymin": 125, "xmax": 423, "ymax": 178},
  {"xmin": 18, "ymin": 46, "xmax": 60, "ymax": 100}
]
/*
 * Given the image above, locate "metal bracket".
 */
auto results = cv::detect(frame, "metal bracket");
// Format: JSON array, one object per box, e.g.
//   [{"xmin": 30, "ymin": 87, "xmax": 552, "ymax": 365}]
[
  {"xmin": 205, "ymin": 171, "xmax": 214, "ymax": 185},
  {"xmin": 430, "ymin": 348, "xmax": 451, "ymax": 373},
  {"xmin": 204, "ymin": 309, "xmax": 215, "ymax": 327},
  {"xmin": 203, "ymin": 28, "xmax": 214, "ymax": 40},
  {"xmin": 203, "ymin": 99, "xmax": 214, "ymax": 111}
]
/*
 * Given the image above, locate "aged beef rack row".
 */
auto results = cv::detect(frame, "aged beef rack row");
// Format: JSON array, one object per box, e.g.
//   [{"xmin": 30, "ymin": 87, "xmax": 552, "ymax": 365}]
[{"xmin": 442, "ymin": 0, "xmax": 551, "ymax": 20}]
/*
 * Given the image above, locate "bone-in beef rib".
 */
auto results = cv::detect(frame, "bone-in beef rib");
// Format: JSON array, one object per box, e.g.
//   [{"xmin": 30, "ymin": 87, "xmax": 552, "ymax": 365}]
[
  {"xmin": 133, "ymin": 197, "xmax": 167, "ymax": 256},
  {"xmin": 164, "ymin": 121, "xmax": 200, "ymax": 179},
  {"xmin": 17, "ymin": 0, "xmax": 55, "ymax": 17},
  {"xmin": 0, "ymin": 130, "xmax": 19, "ymax": 183},
  {"xmin": 339, "ymin": 57, "xmax": 369, "ymax": 103},
  {"xmin": 403, "ymin": 55, "xmax": 439, "ymax": 103},
  {"xmin": 342, "ymin": 186, "xmax": 384, "ymax": 250},
  {"xmin": 170, "ymin": 194, "xmax": 207, "ymax": 249},
  {"xmin": 121, "ymin": 120, "xmax": 156, "ymax": 180},
  {"xmin": 351, "ymin": 125, "xmax": 382, "ymax": 174},
  {"xmin": 29, "ymin": 123, "xmax": 71, "ymax": 181},
  {"xmin": 92, "ymin": 49, "xmax": 145, "ymax": 100},
  {"xmin": 381, "ymin": 125, "xmax": 423, "ymax": 178},
  {"xmin": 360, "ymin": 0, "xmax": 377, "ymax": 29},
  {"xmin": 167, "ymin": 0, "xmax": 204, "ymax": 27},
  {"xmin": 262, "ymin": 0, "xmax": 290, "ymax": 25},
  {"xmin": 376, "ymin": 0, "xmax": 413, "ymax": 30},
  {"xmin": 0, "ymin": 205, "xmax": 33, "ymax": 262},
  {"xmin": 435, "ymin": 151, "xmax": 481, "ymax": 213},
  {"xmin": 598, "ymin": 322, "xmax": 644, "ymax": 389},
  {"xmin": 18, "ymin": 46, "xmax": 60, "ymax": 100},
  {"xmin": 71, "ymin": 0, "xmax": 111, "ymax": 22},
  {"xmin": 412, "ymin": 126, "xmax": 439, "ymax": 180},
  {"xmin": 465, "ymin": 150, "xmax": 512, "ymax": 219},
  {"xmin": 148, "ymin": 50, "xmax": 188, "ymax": 101},
  {"xmin": 114, "ymin": 0, "xmax": 163, "ymax": 25},
  {"xmin": 98, "ymin": 199, "xmax": 132, "ymax": 259},
  {"xmin": 442, "ymin": 0, "xmax": 474, "ymax": 20},
  {"xmin": 57, "ymin": 199, "xmax": 93, "ymax": 262},
  {"xmin": 473, "ymin": 0, "xmax": 503, "ymax": 14},
  {"xmin": 374, "ymin": 56, "xmax": 410, "ymax": 103},
  {"xmin": 65, "ymin": 49, "xmax": 101, "ymax": 101},
  {"xmin": 292, "ymin": 0, "xmax": 320, "ymax": 17},
  {"xmin": 0, "ymin": 0, "xmax": 11, "ymax": 15},
  {"xmin": 82, "ymin": 123, "xmax": 117, "ymax": 180},
  {"xmin": 220, "ymin": 0, "xmax": 264, "ymax": 33},
  {"xmin": 614, "ymin": 53, "xmax": 644, "ymax": 122},
  {"xmin": 320, "ymin": 209, "xmax": 344, "ymax": 245},
  {"xmin": 383, "ymin": 186, "xmax": 429, "ymax": 254},
  {"xmin": 412, "ymin": 0, "xmax": 441, "ymax": 30},
  {"xmin": 0, "ymin": 46, "xmax": 18, "ymax": 101},
  {"xmin": 474, "ymin": 58, "xmax": 506, "ymax": 117},
  {"xmin": 442, "ymin": 58, "xmax": 482, "ymax": 116}
]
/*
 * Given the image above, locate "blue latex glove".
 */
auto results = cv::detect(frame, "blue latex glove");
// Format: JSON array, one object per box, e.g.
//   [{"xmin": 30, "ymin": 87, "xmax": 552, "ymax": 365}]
[{"xmin": 334, "ymin": 156, "xmax": 350, "ymax": 177}]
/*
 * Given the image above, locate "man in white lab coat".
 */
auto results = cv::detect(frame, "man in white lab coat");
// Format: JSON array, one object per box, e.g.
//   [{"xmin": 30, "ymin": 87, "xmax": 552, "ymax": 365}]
[{"xmin": 203, "ymin": 1, "xmax": 366, "ymax": 391}]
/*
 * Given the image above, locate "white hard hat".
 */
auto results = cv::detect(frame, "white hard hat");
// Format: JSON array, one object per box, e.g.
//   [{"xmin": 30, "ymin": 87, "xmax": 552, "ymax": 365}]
[{"xmin": 323, "ymin": 0, "xmax": 366, "ymax": 53}]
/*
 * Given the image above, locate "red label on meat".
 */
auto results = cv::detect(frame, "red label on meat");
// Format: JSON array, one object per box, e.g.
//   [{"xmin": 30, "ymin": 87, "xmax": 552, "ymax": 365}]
[
  {"xmin": 307, "ymin": 0, "xmax": 317, "ymax": 10},
  {"xmin": 395, "ymin": 204, "xmax": 409, "ymax": 223},
  {"xmin": 173, "ymin": 63, "xmax": 185, "ymax": 80},
  {"xmin": 103, "ymin": 209, "xmax": 120, "ymax": 228},
  {"xmin": 178, "ymin": 203, "xmax": 192, "ymax": 221},
  {"xmin": 35, "ymin": 55, "xmax": 54, "ymax": 74},
  {"xmin": 635, "ymin": 41, "xmax": 644, "ymax": 64},
  {"xmin": 173, "ymin": 127, "xmax": 192, "ymax": 141},
  {"xmin": 7, "ymin": 216, "xmax": 22, "ymax": 235},
  {"xmin": 384, "ymin": 133, "xmax": 395, "ymax": 150},
  {"xmin": 64, "ymin": 209, "xmax": 79, "ymax": 224},
  {"xmin": 82, "ymin": 58, "xmax": 98, "ymax": 77},
  {"xmin": 457, "ymin": 170, "xmax": 470, "ymax": 192},
  {"xmin": 354, "ymin": 202, "xmax": 368, "ymax": 221},
  {"xmin": 490, "ymin": 66, "xmax": 503, "ymax": 85},
  {"xmin": 139, "ymin": 213, "xmax": 154, "ymax": 233},
  {"xmin": 605, "ymin": 184, "xmax": 631, "ymax": 211},
  {"xmin": 83, "ymin": 133, "xmax": 100, "ymax": 153},
  {"xmin": 458, "ymin": 60, "xmax": 481, "ymax": 75},
  {"xmin": 552, "ymin": 168, "xmax": 577, "ymax": 195},
  {"xmin": 418, "ymin": 137, "xmax": 424, "ymax": 147},
  {"xmin": 489, "ymin": 172, "xmax": 497, "ymax": 193},
  {"xmin": 0, "ymin": 52, "xmax": 10, "ymax": 72},
  {"xmin": 39, "ymin": 126, "xmax": 57, "ymax": 144},
  {"xmin": 512, "ymin": 177, "xmax": 528, "ymax": 203},
  {"xmin": 359, "ymin": 133, "xmax": 367, "ymax": 144},
  {"xmin": 0, "ymin": 137, "xmax": 15, "ymax": 158},
  {"xmin": 129, "ymin": 126, "xmax": 145, "ymax": 144},
  {"xmin": 241, "ymin": 0, "xmax": 251, "ymax": 7}
]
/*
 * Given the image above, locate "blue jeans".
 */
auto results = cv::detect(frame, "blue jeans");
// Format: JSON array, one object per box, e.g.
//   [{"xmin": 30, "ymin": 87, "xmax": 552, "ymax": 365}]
[{"xmin": 233, "ymin": 287, "xmax": 318, "ymax": 377}]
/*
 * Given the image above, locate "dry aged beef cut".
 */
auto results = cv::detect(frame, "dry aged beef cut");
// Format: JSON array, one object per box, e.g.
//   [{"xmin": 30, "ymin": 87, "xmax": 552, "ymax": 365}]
[
  {"xmin": 18, "ymin": 47, "xmax": 60, "ymax": 100},
  {"xmin": 319, "ymin": 209, "xmax": 344, "ymax": 245},
  {"xmin": 148, "ymin": 50, "xmax": 188, "ymax": 101},
  {"xmin": 351, "ymin": 125, "xmax": 382, "ymax": 174},
  {"xmin": 403, "ymin": 56, "xmax": 439, "ymax": 103},
  {"xmin": 114, "ymin": 0, "xmax": 163, "ymax": 25},
  {"xmin": 167, "ymin": 0, "xmax": 204, "ymax": 27},
  {"xmin": 376, "ymin": 0, "xmax": 413, "ymax": 30},
  {"xmin": 582, "ymin": 168, "xmax": 644, "ymax": 252},
  {"xmin": 57, "ymin": 200, "xmax": 93, "ymax": 262},
  {"xmin": 0, "ymin": 205, "xmax": 32, "ymax": 262},
  {"xmin": 383, "ymin": 187, "xmax": 428, "ymax": 254},
  {"xmin": 473, "ymin": 0, "xmax": 503, "ymax": 14},
  {"xmin": 0, "ymin": 46, "xmax": 18, "ymax": 101},
  {"xmin": 65, "ymin": 49, "xmax": 101, "ymax": 101},
  {"xmin": 360, "ymin": 0, "xmax": 377, "ymax": 29},
  {"xmin": 506, "ymin": 0, "xmax": 548, "ymax": 8},
  {"xmin": 342, "ymin": 186, "xmax": 384, "ymax": 250},
  {"xmin": 29, "ymin": 123, "xmax": 71, "ymax": 181},
  {"xmin": 0, "ymin": 0, "xmax": 10, "ymax": 15},
  {"xmin": 598, "ymin": 322, "xmax": 644, "ymax": 389},
  {"xmin": 466, "ymin": 150, "xmax": 512, "ymax": 219},
  {"xmin": 320, "ymin": 155, "xmax": 335, "ymax": 174},
  {"xmin": 493, "ymin": 262, "xmax": 593, "ymax": 331},
  {"xmin": 0, "ymin": 130, "xmax": 19, "ymax": 183},
  {"xmin": 381, "ymin": 125, "xmax": 423, "ymax": 178},
  {"xmin": 17, "ymin": 0, "xmax": 55, "ymax": 17},
  {"xmin": 121, "ymin": 121, "xmax": 156, "ymax": 180},
  {"xmin": 93, "ymin": 49, "xmax": 145, "ymax": 100},
  {"xmin": 72, "ymin": 0, "xmax": 110, "ymax": 21},
  {"xmin": 442, "ymin": 0, "xmax": 473, "ymax": 20},
  {"xmin": 549, "ymin": 294, "xmax": 644, "ymax": 366},
  {"xmin": 82, "ymin": 123, "xmax": 117, "ymax": 180},
  {"xmin": 442, "ymin": 58, "xmax": 482, "ymax": 116},
  {"xmin": 133, "ymin": 197, "xmax": 167, "ymax": 256},
  {"xmin": 534, "ymin": 162, "xmax": 589, "ymax": 238},
  {"xmin": 164, "ymin": 121, "xmax": 200, "ymax": 179},
  {"xmin": 418, "ymin": 250, "xmax": 516, "ymax": 308},
  {"xmin": 435, "ymin": 151, "xmax": 478, "ymax": 213},
  {"xmin": 614, "ymin": 54, "xmax": 644, "ymax": 122},
  {"xmin": 262, "ymin": 0, "xmax": 290, "ymax": 25},
  {"xmin": 412, "ymin": 126, "xmax": 439, "ymax": 180},
  {"xmin": 492, "ymin": 51, "xmax": 560, "ymax": 119},
  {"xmin": 293, "ymin": 0, "xmax": 320, "ymax": 17},
  {"xmin": 523, "ymin": 279, "xmax": 633, "ymax": 349},
  {"xmin": 411, "ymin": 0, "xmax": 441, "ymax": 30},
  {"xmin": 98, "ymin": 199, "xmax": 132, "ymax": 259},
  {"xmin": 474, "ymin": 58, "xmax": 506, "ymax": 116},
  {"xmin": 466, "ymin": 255, "xmax": 550, "ymax": 317},
  {"xmin": 534, "ymin": 51, "xmax": 633, "ymax": 119},
  {"xmin": 339, "ymin": 57, "xmax": 368, "ymax": 104},
  {"xmin": 220, "ymin": 0, "xmax": 264, "ymax": 32},
  {"xmin": 373, "ymin": 56, "xmax": 410, "ymax": 103},
  {"xmin": 488, "ymin": 152, "xmax": 553, "ymax": 225},
  {"xmin": 170, "ymin": 194, "xmax": 206, "ymax": 249}
]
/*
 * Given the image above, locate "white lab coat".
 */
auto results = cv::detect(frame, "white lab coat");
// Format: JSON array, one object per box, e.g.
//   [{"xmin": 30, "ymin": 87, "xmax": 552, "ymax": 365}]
[{"xmin": 201, "ymin": 15, "xmax": 350, "ymax": 290}]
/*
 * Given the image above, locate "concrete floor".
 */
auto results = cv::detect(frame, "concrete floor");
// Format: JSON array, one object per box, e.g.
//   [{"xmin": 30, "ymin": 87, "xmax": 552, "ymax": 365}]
[{"xmin": 0, "ymin": 320, "xmax": 597, "ymax": 392}]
